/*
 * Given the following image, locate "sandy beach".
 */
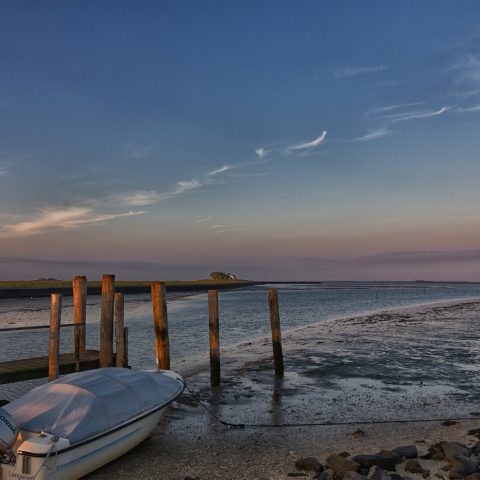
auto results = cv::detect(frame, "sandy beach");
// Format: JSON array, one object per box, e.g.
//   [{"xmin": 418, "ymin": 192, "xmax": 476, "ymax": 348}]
[{"xmin": 83, "ymin": 298, "xmax": 480, "ymax": 479}]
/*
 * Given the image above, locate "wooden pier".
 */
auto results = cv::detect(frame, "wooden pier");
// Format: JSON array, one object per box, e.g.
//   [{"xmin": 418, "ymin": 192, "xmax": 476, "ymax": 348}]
[{"xmin": 0, "ymin": 350, "xmax": 106, "ymax": 384}]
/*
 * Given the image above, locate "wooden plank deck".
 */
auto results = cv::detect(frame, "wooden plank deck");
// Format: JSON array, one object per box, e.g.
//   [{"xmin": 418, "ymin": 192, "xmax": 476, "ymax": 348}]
[{"xmin": 0, "ymin": 350, "xmax": 104, "ymax": 384}]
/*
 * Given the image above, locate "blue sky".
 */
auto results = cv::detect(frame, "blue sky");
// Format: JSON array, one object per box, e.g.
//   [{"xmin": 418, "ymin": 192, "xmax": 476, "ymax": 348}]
[{"xmin": 1, "ymin": 2, "xmax": 480, "ymax": 280}]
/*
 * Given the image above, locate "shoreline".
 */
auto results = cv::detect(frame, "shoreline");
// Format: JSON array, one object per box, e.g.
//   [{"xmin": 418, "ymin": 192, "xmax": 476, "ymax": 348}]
[{"xmin": 0, "ymin": 280, "xmax": 256, "ymax": 299}]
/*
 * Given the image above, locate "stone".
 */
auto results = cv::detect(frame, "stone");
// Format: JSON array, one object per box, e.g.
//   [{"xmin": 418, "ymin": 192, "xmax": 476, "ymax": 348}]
[
  {"xmin": 0, "ymin": 400, "xmax": 9, "ymax": 407},
  {"xmin": 340, "ymin": 452, "xmax": 352, "ymax": 458},
  {"xmin": 450, "ymin": 454, "xmax": 480, "ymax": 475},
  {"xmin": 344, "ymin": 472, "xmax": 367, "ymax": 480},
  {"xmin": 421, "ymin": 444, "xmax": 445, "ymax": 461},
  {"xmin": 353, "ymin": 429, "xmax": 367, "ymax": 438},
  {"xmin": 465, "ymin": 474, "xmax": 480, "ymax": 480},
  {"xmin": 440, "ymin": 443, "xmax": 472, "ymax": 466},
  {"xmin": 448, "ymin": 468, "xmax": 467, "ymax": 479},
  {"xmin": 388, "ymin": 474, "xmax": 404, "ymax": 480},
  {"xmin": 367, "ymin": 465, "xmax": 386, "ymax": 480},
  {"xmin": 405, "ymin": 460, "xmax": 424, "ymax": 474},
  {"xmin": 295, "ymin": 458, "xmax": 324, "ymax": 474},
  {"xmin": 393, "ymin": 446, "xmax": 418, "ymax": 459},
  {"xmin": 288, "ymin": 474, "xmax": 308, "ymax": 477},
  {"xmin": 326, "ymin": 454, "xmax": 361, "ymax": 479},
  {"xmin": 351, "ymin": 455, "xmax": 403, "ymax": 472},
  {"xmin": 434, "ymin": 475, "xmax": 445, "ymax": 480},
  {"xmin": 314, "ymin": 471, "xmax": 328, "ymax": 480}
]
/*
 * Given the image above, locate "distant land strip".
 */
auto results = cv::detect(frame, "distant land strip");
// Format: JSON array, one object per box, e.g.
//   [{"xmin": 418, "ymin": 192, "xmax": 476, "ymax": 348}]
[{"xmin": 0, "ymin": 279, "xmax": 256, "ymax": 299}]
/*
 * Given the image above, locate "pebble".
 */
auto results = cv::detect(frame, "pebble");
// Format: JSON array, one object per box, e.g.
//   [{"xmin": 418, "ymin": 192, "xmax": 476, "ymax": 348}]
[
  {"xmin": 351, "ymin": 455, "xmax": 403, "ymax": 472},
  {"xmin": 326, "ymin": 453, "xmax": 361, "ymax": 479}
]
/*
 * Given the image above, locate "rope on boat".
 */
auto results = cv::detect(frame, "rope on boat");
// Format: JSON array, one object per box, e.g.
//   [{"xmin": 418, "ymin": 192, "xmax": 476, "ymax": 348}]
[
  {"xmin": 182, "ymin": 382, "xmax": 480, "ymax": 429},
  {"xmin": 32, "ymin": 436, "xmax": 58, "ymax": 479}
]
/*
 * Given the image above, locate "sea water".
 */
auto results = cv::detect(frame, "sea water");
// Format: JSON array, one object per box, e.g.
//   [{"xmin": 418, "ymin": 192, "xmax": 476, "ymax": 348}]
[{"xmin": 1, "ymin": 282, "xmax": 480, "ymax": 399}]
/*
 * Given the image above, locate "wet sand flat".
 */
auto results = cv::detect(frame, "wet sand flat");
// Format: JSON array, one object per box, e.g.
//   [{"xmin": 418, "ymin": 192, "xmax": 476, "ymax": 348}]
[{"xmin": 86, "ymin": 298, "xmax": 480, "ymax": 480}]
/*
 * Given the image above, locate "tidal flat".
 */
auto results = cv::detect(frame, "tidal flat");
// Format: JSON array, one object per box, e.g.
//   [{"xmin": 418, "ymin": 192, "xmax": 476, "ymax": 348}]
[{"xmin": 86, "ymin": 298, "xmax": 480, "ymax": 480}]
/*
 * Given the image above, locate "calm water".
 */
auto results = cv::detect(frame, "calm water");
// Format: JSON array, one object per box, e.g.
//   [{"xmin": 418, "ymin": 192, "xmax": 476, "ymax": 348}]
[{"xmin": 1, "ymin": 282, "xmax": 480, "ymax": 398}]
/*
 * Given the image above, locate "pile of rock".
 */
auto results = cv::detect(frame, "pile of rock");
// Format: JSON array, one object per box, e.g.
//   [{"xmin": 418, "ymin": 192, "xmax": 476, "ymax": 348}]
[{"xmin": 291, "ymin": 436, "xmax": 480, "ymax": 480}]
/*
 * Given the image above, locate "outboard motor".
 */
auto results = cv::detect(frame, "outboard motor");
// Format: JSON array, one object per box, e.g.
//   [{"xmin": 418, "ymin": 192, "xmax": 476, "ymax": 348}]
[{"xmin": 0, "ymin": 408, "xmax": 18, "ymax": 454}]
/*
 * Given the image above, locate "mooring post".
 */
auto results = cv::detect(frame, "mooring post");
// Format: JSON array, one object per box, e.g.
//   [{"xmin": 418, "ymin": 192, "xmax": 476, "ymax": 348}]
[
  {"xmin": 123, "ymin": 327, "xmax": 129, "ymax": 368},
  {"xmin": 208, "ymin": 290, "xmax": 220, "ymax": 386},
  {"xmin": 151, "ymin": 282, "xmax": 170, "ymax": 370},
  {"xmin": 114, "ymin": 292, "xmax": 125, "ymax": 368},
  {"xmin": 48, "ymin": 293, "xmax": 62, "ymax": 382},
  {"xmin": 73, "ymin": 275, "xmax": 87, "ymax": 371},
  {"xmin": 268, "ymin": 288, "xmax": 284, "ymax": 376},
  {"xmin": 99, "ymin": 274, "xmax": 115, "ymax": 367}
]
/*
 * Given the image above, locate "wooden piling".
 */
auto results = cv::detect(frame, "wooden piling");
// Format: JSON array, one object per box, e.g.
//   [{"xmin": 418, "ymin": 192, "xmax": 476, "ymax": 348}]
[
  {"xmin": 123, "ymin": 327, "xmax": 129, "ymax": 368},
  {"xmin": 268, "ymin": 288, "xmax": 284, "ymax": 376},
  {"xmin": 114, "ymin": 292, "xmax": 125, "ymax": 368},
  {"xmin": 73, "ymin": 275, "xmax": 87, "ymax": 371},
  {"xmin": 99, "ymin": 274, "xmax": 115, "ymax": 368},
  {"xmin": 151, "ymin": 282, "xmax": 170, "ymax": 370},
  {"xmin": 48, "ymin": 293, "xmax": 62, "ymax": 382},
  {"xmin": 208, "ymin": 290, "xmax": 220, "ymax": 386}
]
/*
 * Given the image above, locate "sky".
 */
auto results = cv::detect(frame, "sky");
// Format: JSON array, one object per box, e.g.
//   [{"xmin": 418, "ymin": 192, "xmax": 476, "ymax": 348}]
[{"xmin": 1, "ymin": 2, "xmax": 480, "ymax": 281}]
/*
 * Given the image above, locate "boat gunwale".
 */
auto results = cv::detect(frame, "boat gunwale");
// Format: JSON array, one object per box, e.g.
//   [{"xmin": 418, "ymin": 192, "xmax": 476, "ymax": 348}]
[{"xmin": 16, "ymin": 380, "xmax": 185, "ymax": 458}]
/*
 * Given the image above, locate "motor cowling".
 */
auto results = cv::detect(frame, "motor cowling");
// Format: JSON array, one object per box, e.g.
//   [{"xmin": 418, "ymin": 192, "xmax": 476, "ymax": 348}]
[{"xmin": 0, "ymin": 408, "xmax": 18, "ymax": 452}]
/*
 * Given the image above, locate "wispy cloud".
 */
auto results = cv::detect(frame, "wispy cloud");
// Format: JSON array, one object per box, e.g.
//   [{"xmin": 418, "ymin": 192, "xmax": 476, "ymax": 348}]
[
  {"xmin": 196, "ymin": 216, "xmax": 214, "ymax": 223},
  {"xmin": 450, "ymin": 54, "xmax": 480, "ymax": 87},
  {"xmin": 287, "ymin": 131, "xmax": 327, "ymax": 153},
  {"xmin": 368, "ymin": 102, "xmax": 424, "ymax": 116},
  {"xmin": 115, "ymin": 190, "xmax": 161, "ymax": 207},
  {"xmin": 173, "ymin": 179, "xmax": 202, "ymax": 195},
  {"xmin": 208, "ymin": 165, "xmax": 231, "ymax": 176},
  {"xmin": 381, "ymin": 106, "xmax": 450, "ymax": 123},
  {"xmin": 455, "ymin": 104, "xmax": 480, "ymax": 113},
  {"xmin": 335, "ymin": 65, "xmax": 388, "ymax": 78},
  {"xmin": 0, "ymin": 207, "xmax": 143, "ymax": 238},
  {"xmin": 255, "ymin": 147, "xmax": 268, "ymax": 158},
  {"xmin": 351, "ymin": 127, "xmax": 392, "ymax": 142}
]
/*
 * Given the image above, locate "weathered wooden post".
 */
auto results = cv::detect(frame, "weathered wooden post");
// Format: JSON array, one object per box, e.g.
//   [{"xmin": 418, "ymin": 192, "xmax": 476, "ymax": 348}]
[
  {"xmin": 208, "ymin": 290, "xmax": 220, "ymax": 386},
  {"xmin": 268, "ymin": 288, "xmax": 284, "ymax": 376},
  {"xmin": 114, "ymin": 292, "xmax": 125, "ymax": 368},
  {"xmin": 48, "ymin": 293, "xmax": 62, "ymax": 382},
  {"xmin": 73, "ymin": 275, "xmax": 87, "ymax": 371},
  {"xmin": 99, "ymin": 274, "xmax": 115, "ymax": 368},
  {"xmin": 151, "ymin": 282, "xmax": 170, "ymax": 370},
  {"xmin": 123, "ymin": 327, "xmax": 129, "ymax": 368}
]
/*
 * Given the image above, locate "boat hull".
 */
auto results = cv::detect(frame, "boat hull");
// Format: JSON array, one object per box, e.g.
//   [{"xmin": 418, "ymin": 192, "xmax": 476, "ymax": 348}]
[{"xmin": 2, "ymin": 405, "xmax": 167, "ymax": 480}]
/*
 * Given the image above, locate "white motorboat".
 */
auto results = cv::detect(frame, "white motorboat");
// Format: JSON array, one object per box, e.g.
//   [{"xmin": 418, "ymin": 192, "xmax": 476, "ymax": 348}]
[{"xmin": 0, "ymin": 367, "xmax": 184, "ymax": 479}]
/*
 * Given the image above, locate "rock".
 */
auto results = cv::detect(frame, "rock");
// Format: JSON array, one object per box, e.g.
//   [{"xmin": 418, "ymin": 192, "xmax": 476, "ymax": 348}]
[
  {"xmin": 314, "ymin": 472, "xmax": 328, "ymax": 480},
  {"xmin": 442, "ymin": 421, "xmax": 459, "ymax": 427},
  {"xmin": 288, "ymin": 474, "xmax": 308, "ymax": 477},
  {"xmin": 405, "ymin": 460, "xmax": 425, "ymax": 474},
  {"xmin": 340, "ymin": 452, "xmax": 352, "ymax": 458},
  {"xmin": 393, "ymin": 446, "xmax": 418, "ymax": 459},
  {"xmin": 344, "ymin": 472, "xmax": 367, "ymax": 480},
  {"xmin": 465, "ymin": 475, "xmax": 480, "ymax": 480},
  {"xmin": 471, "ymin": 441, "xmax": 480, "ymax": 455},
  {"xmin": 353, "ymin": 429, "xmax": 367, "ymax": 438},
  {"xmin": 367, "ymin": 465, "xmax": 386, "ymax": 480},
  {"xmin": 450, "ymin": 454, "xmax": 479, "ymax": 475},
  {"xmin": 434, "ymin": 475, "xmax": 445, "ymax": 480},
  {"xmin": 351, "ymin": 455, "xmax": 402, "ymax": 472},
  {"xmin": 295, "ymin": 458, "xmax": 324, "ymax": 473},
  {"xmin": 448, "ymin": 468, "xmax": 467, "ymax": 479},
  {"xmin": 0, "ymin": 400, "xmax": 8, "ymax": 407},
  {"xmin": 422, "ymin": 443, "xmax": 445, "ymax": 460},
  {"xmin": 440, "ymin": 443, "xmax": 474, "ymax": 469},
  {"xmin": 388, "ymin": 474, "xmax": 404, "ymax": 480},
  {"xmin": 327, "ymin": 454, "xmax": 361, "ymax": 479}
]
